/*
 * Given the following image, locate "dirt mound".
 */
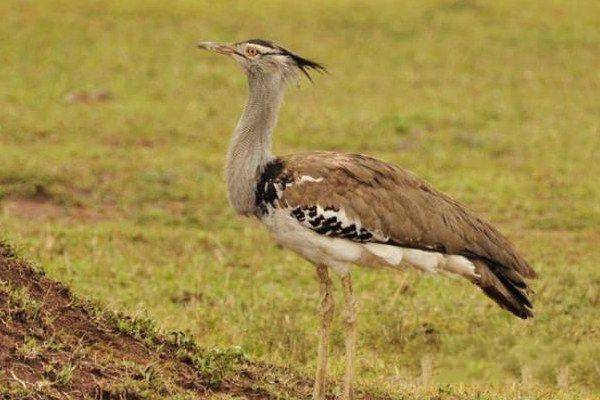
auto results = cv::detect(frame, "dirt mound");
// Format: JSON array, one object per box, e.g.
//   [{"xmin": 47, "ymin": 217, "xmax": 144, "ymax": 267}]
[{"xmin": 0, "ymin": 242, "xmax": 318, "ymax": 399}]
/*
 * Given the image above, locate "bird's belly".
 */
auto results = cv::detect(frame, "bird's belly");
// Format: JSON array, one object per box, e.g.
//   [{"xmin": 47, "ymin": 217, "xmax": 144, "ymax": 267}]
[{"xmin": 260, "ymin": 208, "xmax": 363, "ymax": 274}]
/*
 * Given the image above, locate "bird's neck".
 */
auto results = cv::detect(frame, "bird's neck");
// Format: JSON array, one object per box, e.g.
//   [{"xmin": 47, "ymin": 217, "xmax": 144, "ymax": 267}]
[{"xmin": 226, "ymin": 74, "xmax": 285, "ymax": 215}]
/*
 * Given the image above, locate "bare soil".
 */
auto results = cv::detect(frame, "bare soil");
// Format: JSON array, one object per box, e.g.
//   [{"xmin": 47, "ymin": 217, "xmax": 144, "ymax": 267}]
[{"xmin": 0, "ymin": 242, "xmax": 319, "ymax": 399}]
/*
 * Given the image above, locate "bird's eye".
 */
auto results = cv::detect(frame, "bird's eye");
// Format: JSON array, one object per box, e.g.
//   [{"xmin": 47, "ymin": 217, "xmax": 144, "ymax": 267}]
[{"xmin": 246, "ymin": 47, "xmax": 259, "ymax": 57}]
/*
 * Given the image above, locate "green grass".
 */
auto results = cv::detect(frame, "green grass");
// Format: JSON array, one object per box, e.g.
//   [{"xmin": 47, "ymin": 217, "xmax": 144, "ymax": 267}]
[{"xmin": 1, "ymin": 0, "xmax": 599, "ymax": 398}]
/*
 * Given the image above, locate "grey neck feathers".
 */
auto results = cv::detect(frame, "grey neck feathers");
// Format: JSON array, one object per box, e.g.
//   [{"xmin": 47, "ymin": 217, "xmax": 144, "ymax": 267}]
[{"xmin": 226, "ymin": 73, "xmax": 285, "ymax": 215}]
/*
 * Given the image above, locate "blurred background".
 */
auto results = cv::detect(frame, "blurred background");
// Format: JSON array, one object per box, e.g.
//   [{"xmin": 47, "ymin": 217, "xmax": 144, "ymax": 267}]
[{"xmin": 1, "ymin": 0, "xmax": 599, "ymax": 396}]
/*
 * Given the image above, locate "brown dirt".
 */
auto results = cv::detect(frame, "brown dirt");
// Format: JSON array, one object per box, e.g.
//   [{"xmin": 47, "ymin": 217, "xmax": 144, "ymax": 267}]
[
  {"xmin": 0, "ymin": 242, "xmax": 323, "ymax": 400},
  {"xmin": 2, "ymin": 199, "xmax": 66, "ymax": 220},
  {"xmin": 1, "ymin": 198, "xmax": 109, "ymax": 222}
]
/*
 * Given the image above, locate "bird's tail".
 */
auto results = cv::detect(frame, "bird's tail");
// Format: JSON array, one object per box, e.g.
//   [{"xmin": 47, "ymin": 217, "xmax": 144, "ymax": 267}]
[{"xmin": 471, "ymin": 259, "xmax": 534, "ymax": 319}]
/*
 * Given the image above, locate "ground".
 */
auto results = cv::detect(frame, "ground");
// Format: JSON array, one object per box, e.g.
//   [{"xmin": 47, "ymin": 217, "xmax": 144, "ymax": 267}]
[
  {"xmin": 0, "ymin": 243, "xmax": 590, "ymax": 399},
  {"xmin": 2, "ymin": 241, "xmax": 572, "ymax": 399},
  {"xmin": 0, "ymin": 0, "xmax": 599, "ymax": 399}
]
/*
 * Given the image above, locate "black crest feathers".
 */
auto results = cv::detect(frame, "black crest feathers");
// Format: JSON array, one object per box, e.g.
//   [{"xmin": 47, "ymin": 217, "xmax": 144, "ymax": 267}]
[{"xmin": 244, "ymin": 39, "xmax": 326, "ymax": 81}]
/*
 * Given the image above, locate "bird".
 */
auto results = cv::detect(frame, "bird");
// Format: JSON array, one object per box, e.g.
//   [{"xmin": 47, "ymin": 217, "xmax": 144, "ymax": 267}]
[{"xmin": 197, "ymin": 39, "xmax": 536, "ymax": 400}]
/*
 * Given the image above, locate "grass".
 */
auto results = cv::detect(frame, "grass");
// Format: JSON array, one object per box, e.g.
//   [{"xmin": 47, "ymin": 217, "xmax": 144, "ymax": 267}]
[{"xmin": 1, "ymin": 0, "xmax": 599, "ymax": 398}]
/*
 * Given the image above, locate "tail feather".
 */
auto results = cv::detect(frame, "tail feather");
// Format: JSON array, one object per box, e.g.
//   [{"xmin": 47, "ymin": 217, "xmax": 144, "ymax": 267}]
[
  {"xmin": 472, "ymin": 259, "xmax": 534, "ymax": 319},
  {"xmin": 494, "ymin": 268, "xmax": 532, "ymax": 308}
]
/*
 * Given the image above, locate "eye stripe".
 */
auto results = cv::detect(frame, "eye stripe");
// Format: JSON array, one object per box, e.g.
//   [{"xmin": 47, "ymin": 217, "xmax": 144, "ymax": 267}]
[{"xmin": 232, "ymin": 49, "xmax": 246, "ymax": 58}]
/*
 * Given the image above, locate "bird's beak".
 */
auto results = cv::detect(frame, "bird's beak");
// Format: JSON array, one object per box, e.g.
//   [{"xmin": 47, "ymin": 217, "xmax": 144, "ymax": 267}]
[{"xmin": 197, "ymin": 41, "xmax": 236, "ymax": 56}]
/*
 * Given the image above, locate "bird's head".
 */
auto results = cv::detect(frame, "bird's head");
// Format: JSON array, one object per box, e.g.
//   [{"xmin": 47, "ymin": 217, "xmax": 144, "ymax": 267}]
[{"xmin": 197, "ymin": 39, "xmax": 325, "ymax": 83}]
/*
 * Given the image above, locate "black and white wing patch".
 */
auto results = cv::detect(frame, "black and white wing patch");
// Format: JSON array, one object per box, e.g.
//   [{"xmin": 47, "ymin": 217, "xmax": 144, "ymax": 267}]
[{"xmin": 290, "ymin": 205, "xmax": 389, "ymax": 243}]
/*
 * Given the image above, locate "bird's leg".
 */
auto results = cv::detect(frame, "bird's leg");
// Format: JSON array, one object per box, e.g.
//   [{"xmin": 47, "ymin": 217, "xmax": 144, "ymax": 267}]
[
  {"xmin": 341, "ymin": 273, "xmax": 357, "ymax": 400},
  {"xmin": 314, "ymin": 264, "xmax": 334, "ymax": 400}
]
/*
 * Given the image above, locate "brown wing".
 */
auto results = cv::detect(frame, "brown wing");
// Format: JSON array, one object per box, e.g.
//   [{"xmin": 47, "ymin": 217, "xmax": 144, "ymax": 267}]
[{"xmin": 267, "ymin": 151, "xmax": 536, "ymax": 318}]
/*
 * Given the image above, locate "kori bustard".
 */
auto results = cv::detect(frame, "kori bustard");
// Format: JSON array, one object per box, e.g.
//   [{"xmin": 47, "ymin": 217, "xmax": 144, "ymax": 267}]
[{"xmin": 198, "ymin": 39, "xmax": 536, "ymax": 399}]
